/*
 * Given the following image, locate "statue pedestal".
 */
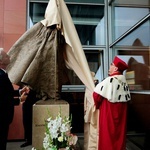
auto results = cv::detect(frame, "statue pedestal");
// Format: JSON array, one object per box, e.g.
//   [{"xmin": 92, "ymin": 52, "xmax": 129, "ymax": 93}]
[{"xmin": 32, "ymin": 100, "xmax": 69, "ymax": 149}]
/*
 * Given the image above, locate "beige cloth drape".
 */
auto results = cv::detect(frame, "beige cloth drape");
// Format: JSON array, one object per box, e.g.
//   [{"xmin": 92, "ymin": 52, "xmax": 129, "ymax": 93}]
[
  {"xmin": 41, "ymin": 1, "xmax": 98, "ymax": 149},
  {"xmin": 7, "ymin": 0, "xmax": 98, "ymax": 149},
  {"xmin": 7, "ymin": 23, "xmax": 69, "ymax": 100}
]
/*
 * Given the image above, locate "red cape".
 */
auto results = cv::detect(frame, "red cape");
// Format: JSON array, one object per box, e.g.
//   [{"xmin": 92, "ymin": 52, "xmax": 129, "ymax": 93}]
[{"xmin": 93, "ymin": 72, "xmax": 128, "ymax": 150}]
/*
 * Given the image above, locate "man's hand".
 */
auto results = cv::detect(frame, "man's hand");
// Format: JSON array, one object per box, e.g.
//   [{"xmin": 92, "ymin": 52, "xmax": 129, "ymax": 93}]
[
  {"xmin": 20, "ymin": 86, "xmax": 30, "ymax": 95},
  {"xmin": 19, "ymin": 92, "xmax": 28, "ymax": 103}
]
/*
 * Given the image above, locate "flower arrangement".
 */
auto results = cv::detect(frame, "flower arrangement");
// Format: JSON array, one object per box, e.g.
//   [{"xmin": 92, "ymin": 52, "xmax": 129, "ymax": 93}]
[{"xmin": 32, "ymin": 111, "xmax": 78, "ymax": 150}]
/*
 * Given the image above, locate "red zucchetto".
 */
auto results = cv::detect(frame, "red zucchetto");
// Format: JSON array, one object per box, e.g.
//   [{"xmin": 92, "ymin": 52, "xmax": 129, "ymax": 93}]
[{"xmin": 113, "ymin": 56, "xmax": 128, "ymax": 72}]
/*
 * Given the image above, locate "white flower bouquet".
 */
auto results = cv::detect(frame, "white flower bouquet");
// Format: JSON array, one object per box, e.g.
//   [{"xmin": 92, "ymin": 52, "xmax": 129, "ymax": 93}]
[{"xmin": 32, "ymin": 111, "xmax": 78, "ymax": 150}]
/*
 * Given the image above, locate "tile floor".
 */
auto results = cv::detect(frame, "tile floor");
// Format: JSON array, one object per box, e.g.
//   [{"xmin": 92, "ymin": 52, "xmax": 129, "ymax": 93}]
[
  {"xmin": 7, "ymin": 141, "xmax": 32, "ymax": 150},
  {"xmin": 6, "ymin": 136, "xmax": 143, "ymax": 150},
  {"xmin": 7, "ymin": 139, "xmax": 84, "ymax": 150},
  {"xmin": 7, "ymin": 134, "xmax": 84, "ymax": 150}
]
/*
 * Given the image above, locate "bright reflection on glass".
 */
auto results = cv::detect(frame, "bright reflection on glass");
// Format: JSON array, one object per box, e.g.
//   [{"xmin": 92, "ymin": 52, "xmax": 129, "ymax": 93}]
[
  {"xmin": 117, "ymin": 51, "xmax": 150, "ymax": 91},
  {"xmin": 114, "ymin": 7, "xmax": 149, "ymax": 40},
  {"xmin": 117, "ymin": 20, "xmax": 150, "ymax": 46}
]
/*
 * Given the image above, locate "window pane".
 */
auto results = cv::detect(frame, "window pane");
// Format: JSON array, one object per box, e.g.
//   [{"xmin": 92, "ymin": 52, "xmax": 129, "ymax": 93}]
[
  {"xmin": 68, "ymin": 4, "xmax": 105, "ymax": 45},
  {"xmin": 116, "ymin": 49, "xmax": 150, "ymax": 90},
  {"xmin": 113, "ymin": 7, "xmax": 149, "ymax": 40},
  {"xmin": 29, "ymin": 3, "xmax": 47, "ymax": 24},
  {"xmin": 117, "ymin": 20, "xmax": 150, "ymax": 46}
]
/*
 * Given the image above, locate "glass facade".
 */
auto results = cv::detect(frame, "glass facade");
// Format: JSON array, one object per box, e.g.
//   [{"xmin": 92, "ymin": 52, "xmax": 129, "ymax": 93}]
[
  {"xmin": 28, "ymin": 0, "xmax": 150, "ymax": 149},
  {"xmin": 110, "ymin": 1, "xmax": 150, "ymax": 149},
  {"xmin": 111, "ymin": 4, "xmax": 150, "ymax": 92}
]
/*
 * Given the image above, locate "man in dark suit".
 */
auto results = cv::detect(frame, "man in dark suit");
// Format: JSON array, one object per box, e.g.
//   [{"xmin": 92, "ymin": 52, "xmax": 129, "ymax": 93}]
[{"xmin": 0, "ymin": 48, "xmax": 28, "ymax": 150}]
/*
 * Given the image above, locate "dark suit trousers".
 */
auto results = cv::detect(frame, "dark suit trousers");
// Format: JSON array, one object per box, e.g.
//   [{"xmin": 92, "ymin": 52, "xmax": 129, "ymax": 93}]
[
  {"xmin": 22, "ymin": 90, "xmax": 38, "ymax": 142},
  {"xmin": 0, "ymin": 119, "xmax": 9, "ymax": 150}
]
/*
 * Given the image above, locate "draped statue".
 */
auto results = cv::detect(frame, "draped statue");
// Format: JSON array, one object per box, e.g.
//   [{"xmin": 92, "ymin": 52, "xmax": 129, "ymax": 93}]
[{"xmin": 7, "ymin": 24, "xmax": 69, "ymax": 100}]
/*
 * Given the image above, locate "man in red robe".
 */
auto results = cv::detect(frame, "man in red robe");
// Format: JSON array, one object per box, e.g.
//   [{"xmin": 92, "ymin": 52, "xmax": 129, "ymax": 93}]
[{"xmin": 93, "ymin": 56, "xmax": 131, "ymax": 150}]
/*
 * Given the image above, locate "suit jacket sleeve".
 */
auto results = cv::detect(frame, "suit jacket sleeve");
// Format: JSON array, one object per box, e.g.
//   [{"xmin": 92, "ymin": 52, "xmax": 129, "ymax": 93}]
[
  {"xmin": 0, "ymin": 69, "xmax": 19, "ymax": 124},
  {"xmin": 13, "ymin": 90, "xmax": 20, "ymax": 105}
]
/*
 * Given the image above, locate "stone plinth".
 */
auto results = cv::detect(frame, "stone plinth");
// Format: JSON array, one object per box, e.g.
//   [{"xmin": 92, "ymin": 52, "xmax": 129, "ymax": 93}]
[{"xmin": 32, "ymin": 100, "xmax": 69, "ymax": 149}]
